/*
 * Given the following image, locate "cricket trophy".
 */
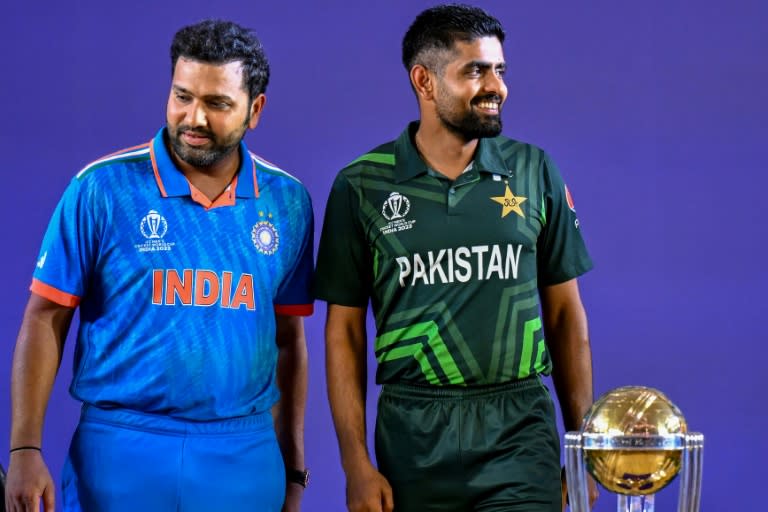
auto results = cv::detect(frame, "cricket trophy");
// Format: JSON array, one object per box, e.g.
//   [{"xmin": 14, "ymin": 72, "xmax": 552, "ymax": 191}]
[{"xmin": 565, "ymin": 386, "xmax": 703, "ymax": 511}]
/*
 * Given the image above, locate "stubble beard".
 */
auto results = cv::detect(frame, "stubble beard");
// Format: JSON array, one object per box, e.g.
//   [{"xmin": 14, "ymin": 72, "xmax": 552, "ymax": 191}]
[
  {"xmin": 435, "ymin": 88, "xmax": 503, "ymax": 142},
  {"xmin": 169, "ymin": 114, "xmax": 250, "ymax": 168}
]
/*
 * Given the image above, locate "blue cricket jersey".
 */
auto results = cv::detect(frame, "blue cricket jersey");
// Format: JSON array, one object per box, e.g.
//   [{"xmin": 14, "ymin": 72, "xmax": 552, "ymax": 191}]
[{"xmin": 31, "ymin": 128, "xmax": 314, "ymax": 420}]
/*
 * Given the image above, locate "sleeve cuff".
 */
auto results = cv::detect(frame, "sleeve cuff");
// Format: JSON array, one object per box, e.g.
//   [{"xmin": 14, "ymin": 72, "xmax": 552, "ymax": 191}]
[
  {"xmin": 30, "ymin": 278, "xmax": 80, "ymax": 307},
  {"xmin": 274, "ymin": 303, "xmax": 314, "ymax": 317}
]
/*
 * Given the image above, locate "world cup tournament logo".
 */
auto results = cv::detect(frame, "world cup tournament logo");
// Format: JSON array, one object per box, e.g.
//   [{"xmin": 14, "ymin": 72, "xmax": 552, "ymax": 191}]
[
  {"xmin": 140, "ymin": 210, "xmax": 168, "ymax": 239},
  {"xmin": 382, "ymin": 192, "xmax": 411, "ymax": 221}
]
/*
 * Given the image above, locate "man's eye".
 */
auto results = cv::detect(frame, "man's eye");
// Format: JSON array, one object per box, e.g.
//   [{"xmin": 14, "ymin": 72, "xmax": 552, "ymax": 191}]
[{"xmin": 176, "ymin": 94, "xmax": 191, "ymax": 102}]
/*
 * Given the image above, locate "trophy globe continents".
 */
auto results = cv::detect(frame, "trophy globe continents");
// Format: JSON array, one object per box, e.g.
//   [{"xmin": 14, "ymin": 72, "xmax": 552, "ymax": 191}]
[{"xmin": 565, "ymin": 386, "xmax": 704, "ymax": 512}]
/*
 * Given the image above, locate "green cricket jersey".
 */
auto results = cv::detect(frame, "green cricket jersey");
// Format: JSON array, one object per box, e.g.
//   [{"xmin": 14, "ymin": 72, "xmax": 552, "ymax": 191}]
[{"xmin": 315, "ymin": 122, "xmax": 593, "ymax": 386}]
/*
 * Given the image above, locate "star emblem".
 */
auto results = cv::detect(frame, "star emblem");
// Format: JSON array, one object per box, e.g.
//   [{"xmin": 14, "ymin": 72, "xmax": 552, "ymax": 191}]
[{"xmin": 491, "ymin": 184, "xmax": 527, "ymax": 218}]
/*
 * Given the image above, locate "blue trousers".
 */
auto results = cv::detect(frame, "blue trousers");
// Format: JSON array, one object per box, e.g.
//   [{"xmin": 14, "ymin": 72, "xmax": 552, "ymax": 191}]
[{"xmin": 62, "ymin": 405, "xmax": 285, "ymax": 512}]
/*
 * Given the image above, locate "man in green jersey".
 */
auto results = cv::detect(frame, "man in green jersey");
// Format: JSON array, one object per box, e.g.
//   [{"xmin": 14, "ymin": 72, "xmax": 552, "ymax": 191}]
[{"xmin": 315, "ymin": 4, "xmax": 598, "ymax": 511}]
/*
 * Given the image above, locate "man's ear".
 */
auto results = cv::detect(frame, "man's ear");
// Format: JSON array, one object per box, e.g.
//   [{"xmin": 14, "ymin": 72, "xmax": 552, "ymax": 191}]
[
  {"xmin": 248, "ymin": 94, "xmax": 267, "ymax": 130},
  {"xmin": 410, "ymin": 65, "xmax": 436, "ymax": 102}
]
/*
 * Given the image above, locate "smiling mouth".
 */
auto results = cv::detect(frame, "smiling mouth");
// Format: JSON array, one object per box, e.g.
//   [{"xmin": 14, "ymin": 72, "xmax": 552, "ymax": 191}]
[{"xmin": 475, "ymin": 100, "xmax": 500, "ymax": 113}]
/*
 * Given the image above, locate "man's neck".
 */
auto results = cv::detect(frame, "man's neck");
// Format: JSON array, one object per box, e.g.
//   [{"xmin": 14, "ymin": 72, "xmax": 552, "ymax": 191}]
[{"xmin": 413, "ymin": 123, "xmax": 478, "ymax": 180}]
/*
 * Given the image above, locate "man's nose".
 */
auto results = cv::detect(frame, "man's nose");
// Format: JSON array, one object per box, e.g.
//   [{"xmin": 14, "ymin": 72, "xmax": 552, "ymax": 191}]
[{"xmin": 187, "ymin": 102, "xmax": 207, "ymax": 127}]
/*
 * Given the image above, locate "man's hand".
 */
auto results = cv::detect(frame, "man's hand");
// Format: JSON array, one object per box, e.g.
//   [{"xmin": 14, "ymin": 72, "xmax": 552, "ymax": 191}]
[
  {"xmin": 346, "ymin": 461, "xmax": 393, "ymax": 512},
  {"xmin": 282, "ymin": 482, "xmax": 304, "ymax": 512},
  {"xmin": 561, "ymin": 468, "xmax": 599, "ymax": 511},
  {"xmin": 5, "ymin": 450, "xmax": 55, "ymax": 512}
]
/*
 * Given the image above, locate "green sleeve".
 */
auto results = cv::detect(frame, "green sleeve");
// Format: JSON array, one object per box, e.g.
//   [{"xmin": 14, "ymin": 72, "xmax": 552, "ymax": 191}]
[
  {"xmin": 314, "ymin": 172, "xmax": 373, "ymax": 306},
  {"xmin": 536, "ymin": 154, "xmax": 594, "ymax": 285}
]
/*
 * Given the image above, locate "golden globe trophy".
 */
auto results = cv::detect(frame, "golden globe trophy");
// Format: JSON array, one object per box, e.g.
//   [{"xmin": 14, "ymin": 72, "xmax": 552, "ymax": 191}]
[{"xmin": 565, "ymin": 386, "xmax": 703, "ymax": 512}]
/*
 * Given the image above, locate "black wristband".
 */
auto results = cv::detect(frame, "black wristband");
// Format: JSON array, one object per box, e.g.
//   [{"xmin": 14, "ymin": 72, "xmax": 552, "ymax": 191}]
[
  {"xmin": 10, "ymin": 446, "xmax": 41, "ymax": 454},
  {"xmin": 286, "ymin": 468, "xmax": 309, "ymax": 488}
]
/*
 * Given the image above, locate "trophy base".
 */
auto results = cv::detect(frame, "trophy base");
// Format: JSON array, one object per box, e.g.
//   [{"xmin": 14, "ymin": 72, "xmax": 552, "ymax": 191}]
[
  {"xmin": 618, "ymin": 494, "xmax": 654, "ymax": 512},
  {"xmin": 565, "ymin": 432, "xmax": 704, "ymax": 512}
]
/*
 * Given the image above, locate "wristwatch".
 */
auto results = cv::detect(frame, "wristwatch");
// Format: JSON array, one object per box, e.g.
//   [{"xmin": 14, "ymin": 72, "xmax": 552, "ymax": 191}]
[{"xmin": 287, "ymin": 468, "xmax": 310, "ymax": 488}]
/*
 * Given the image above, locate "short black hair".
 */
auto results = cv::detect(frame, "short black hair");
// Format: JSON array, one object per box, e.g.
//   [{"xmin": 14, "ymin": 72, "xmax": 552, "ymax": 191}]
[
  {"xmin": 170, "ymin": 19, "xmax": 270, "ymax": 100},
  {"xmin": 402, "ymin": 4, "xmax": 505, "ymax": 73}
]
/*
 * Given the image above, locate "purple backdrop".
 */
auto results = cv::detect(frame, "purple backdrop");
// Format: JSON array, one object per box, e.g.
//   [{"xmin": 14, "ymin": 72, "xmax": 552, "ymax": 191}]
[{"xmin": 2, "ymin": 1, "xmax": 766, "ymax": 510}]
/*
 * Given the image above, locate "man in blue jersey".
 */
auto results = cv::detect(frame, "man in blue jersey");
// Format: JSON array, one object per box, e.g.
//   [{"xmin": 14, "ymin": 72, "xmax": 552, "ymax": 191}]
[{"xmin": 5, "ymin": 20, "xmax": 313, "ymax": 512}]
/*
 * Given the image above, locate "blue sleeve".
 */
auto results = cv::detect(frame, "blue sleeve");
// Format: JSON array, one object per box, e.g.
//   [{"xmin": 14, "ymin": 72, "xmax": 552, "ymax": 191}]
[
  {"xmin": 31, "ymin": 177, "xmax": 100, "ymax": 306},
  {"xmin": 274, "ymin": 185, "xmax": 314, "ymax": 315}
]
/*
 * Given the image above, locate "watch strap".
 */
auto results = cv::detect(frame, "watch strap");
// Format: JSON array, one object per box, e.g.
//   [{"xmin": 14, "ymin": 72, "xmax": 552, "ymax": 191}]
[{"xmin": 286, "ymin": 468, "xmax": 309, "ymax": 488}]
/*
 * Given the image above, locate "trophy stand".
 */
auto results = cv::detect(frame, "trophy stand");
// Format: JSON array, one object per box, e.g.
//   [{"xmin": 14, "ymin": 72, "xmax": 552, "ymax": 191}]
[{"xmin": 564, "ymin": 387, "xmax": 704, "ymax": 512}]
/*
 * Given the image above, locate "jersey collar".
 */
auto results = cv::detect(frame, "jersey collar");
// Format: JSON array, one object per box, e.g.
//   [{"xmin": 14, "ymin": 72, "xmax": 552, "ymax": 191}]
[
  {"xmin": 393, "ymin": 121, "xmax": 511, "ymax": 183},
  {"xmin": 149, "ymin": 127, "xmax": 259, "ymax": 199}
]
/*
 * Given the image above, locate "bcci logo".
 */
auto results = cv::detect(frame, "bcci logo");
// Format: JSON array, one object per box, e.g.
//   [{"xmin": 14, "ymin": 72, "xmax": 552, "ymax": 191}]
[
  {"xmin": 252, "ymin": 221, "xmax": 279, "ymax": 255},
  {"xmin": 140, "ymin": 210, "xmax": 168, "ymax": 239},
  {"xmin": 382, "ymin": 192, "xmax": 411, "ymax": 221}
]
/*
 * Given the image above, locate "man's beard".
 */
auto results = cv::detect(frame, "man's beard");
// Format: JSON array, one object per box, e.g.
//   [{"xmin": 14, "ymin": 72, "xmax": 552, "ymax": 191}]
[
  {"xmin": 436, "ymin": 94, "xmax": 503, "ymax": 142},
  {"xmin": 168, "ymin": 116, "xmax": 249, "ymax": 168}
]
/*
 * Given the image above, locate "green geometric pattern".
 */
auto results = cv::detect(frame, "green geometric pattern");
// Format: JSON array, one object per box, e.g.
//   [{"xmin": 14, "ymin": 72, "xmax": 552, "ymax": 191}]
[
  {"xmin": 518, "ymin": 316, "xmax": 544, "ymax": 378},
  {"xmin": 376, "ymin": 321, "xmax": 465, "ymax": 385}
]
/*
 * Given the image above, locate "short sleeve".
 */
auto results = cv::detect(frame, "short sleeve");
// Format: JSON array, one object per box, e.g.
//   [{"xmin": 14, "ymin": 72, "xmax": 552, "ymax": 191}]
[
  {"xmin": 30, "ymin": 177, "xmax": 100, "ymax": 307},
  {"xmin": 536, "ymin": 154, "xmax": 594, "ymax": 286},
  {"xmin": 314, "ymin": 173, "xmax": 373, "ymax": 306},
  {"xmin": 274, "ymin": 187, "xmax": 315, "ymax": 316}
]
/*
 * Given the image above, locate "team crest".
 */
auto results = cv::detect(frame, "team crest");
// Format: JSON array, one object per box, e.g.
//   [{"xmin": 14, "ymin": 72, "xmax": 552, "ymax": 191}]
[
  {"xmin": 252, "ymin": 221, "xmax": 279, "ymax": 255},
  {"xmin": 490, "ymin": 183, "xmax": 527, "ymax": 219},
  {"xmin": 380, "ymin": 192, "xmax": 416, "ymax": 235}
]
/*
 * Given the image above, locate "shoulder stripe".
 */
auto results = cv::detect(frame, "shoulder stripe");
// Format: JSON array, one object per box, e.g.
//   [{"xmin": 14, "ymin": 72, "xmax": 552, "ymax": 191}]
[
  {"xmin": 349, "ymin": 152, "xmax": 395, "ymax": 167},
  {"xmin": 76, "ymin": 143, "xmax": 151, "ymax": 179},
  {"xmin": 249, "ymin": 152, "xmax": 301, "ymax": 183},
  {"xmin": 342, "ymin": 161, "xmax": 396, "ymax": 178},
  {"xmin": 102, "ymin": 142, "xmax": 151, "ymax": 159}
]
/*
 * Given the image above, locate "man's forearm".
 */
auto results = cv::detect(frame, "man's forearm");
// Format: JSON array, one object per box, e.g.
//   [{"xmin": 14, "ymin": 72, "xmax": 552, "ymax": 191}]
[
  {"xmin": 327, "ymin": 344, "xmax": 369, "ymax": 472},
  {"xmin": 10, "ymin": 295, "xmax": 73, "ymax": 448},
  {"xmin": 274, "ymin": 316, "xmax": 308, "ymax": 470},
  {"xmin": 325, "ymin": 305, "xmax": 372, "ymax": 473},
  {"xmin": 541, "ymin": 280, "xmax": 594, "ymax": 432},
  {"xmin": 549, "ymin": 328, "xmax": 593, "ymax": 432}
]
